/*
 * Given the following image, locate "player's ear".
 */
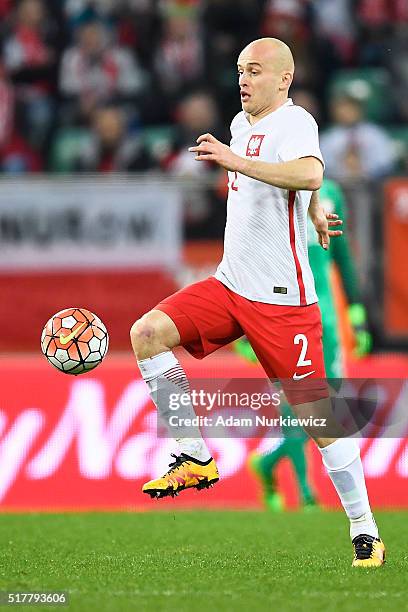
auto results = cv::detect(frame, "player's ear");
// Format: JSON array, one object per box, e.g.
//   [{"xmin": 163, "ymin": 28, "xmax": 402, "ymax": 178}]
[{"xmin": 280, "ymin": 71, "xmax": 293, "ymax": 91}]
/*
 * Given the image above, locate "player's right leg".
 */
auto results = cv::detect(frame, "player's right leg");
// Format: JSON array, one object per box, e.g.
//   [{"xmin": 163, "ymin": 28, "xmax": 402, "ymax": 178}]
[
  {"xmin": 130, "ymin": 277, "xmax": 243, "ymax": 498},
  {"xmin": 130, "ymin": 308, "xmax": 218, "ymax": 498}
]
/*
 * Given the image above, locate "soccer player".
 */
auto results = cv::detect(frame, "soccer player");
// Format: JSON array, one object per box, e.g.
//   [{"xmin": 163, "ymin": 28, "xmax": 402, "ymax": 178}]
[
  {"xmin": 236, "ymin": 178, "xmax": 372, "ymax": 510},
  {"xmin": 130, "ymin": 38, "xmax": 385, "ymax": 567}
]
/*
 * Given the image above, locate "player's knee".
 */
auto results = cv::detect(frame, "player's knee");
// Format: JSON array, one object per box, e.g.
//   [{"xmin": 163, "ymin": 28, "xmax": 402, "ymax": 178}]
[
  {"xmin": 130, "ymin": 310, "xmax": 178, "ymax": 359},
  {"xmin": 130, "ymin": 316, "xmax": 158, "ymax": 358}
]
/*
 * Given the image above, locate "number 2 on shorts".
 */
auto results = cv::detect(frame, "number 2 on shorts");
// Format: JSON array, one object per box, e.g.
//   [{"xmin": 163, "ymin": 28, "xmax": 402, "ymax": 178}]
[{"xmin": 294, "ymin": 333, "xmax": 312, "ymax": 367}]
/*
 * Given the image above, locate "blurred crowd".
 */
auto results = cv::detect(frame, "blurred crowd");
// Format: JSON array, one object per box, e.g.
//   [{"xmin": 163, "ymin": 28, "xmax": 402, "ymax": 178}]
[{"xmin": 0, "ymin": 0, "xmax": 407, "ymax": 235}]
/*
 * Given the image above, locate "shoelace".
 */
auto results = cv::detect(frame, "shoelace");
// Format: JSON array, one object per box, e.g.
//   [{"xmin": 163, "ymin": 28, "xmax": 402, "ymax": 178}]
[
  {"xmin": 353, "ymin": 535, "xmax": 375, "ymax": 560},
  {"xmin": 165, "ymin": 453, "xmax": 188, "ymax": 476}
]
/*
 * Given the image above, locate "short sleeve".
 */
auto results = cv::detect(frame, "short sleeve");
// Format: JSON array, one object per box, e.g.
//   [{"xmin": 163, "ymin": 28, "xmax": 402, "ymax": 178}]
[{"xmin": 278, "ymin": 109, "xmax": 325, "ymax": 167}]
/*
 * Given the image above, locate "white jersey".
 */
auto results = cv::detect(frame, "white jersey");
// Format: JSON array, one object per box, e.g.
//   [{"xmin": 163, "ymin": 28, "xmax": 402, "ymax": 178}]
[{"xmin": 214, "ymin": 98, "xmax": 324, "ymax": 306}]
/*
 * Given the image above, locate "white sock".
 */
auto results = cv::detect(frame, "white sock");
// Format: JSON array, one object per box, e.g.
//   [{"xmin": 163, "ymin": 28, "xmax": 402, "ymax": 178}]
[
  {"xmin": 319, "ymin": 438, "xmax": 379, "ymax": 540},
  {"xmin": 349, "ymin": 512, "xmax": 379, "ymax": 541},
  {"xmin": 137, "ymin": 351, "xmax": 211, "ymax": 462}
]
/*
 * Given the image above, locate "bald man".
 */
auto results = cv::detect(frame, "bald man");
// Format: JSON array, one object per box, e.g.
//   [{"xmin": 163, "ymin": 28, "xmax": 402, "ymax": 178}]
[{"xmin": 130, "ymin": 38, "xmax": 384, "ymax": 567}]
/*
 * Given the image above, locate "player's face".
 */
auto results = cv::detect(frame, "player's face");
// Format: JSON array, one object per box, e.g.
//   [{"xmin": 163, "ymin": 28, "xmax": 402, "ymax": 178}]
[{"xmin": 237, "ymin": 52, "xmax": 288, "ymax": 120}]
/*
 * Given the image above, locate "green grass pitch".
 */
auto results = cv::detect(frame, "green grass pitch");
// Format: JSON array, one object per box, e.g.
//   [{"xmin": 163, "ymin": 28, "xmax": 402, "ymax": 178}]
[{"xmin": 0, "ymin": 510, "xmax": 406, "ymax": 611}]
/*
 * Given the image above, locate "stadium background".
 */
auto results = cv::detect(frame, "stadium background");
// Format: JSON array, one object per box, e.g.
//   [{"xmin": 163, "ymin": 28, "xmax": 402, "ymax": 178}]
[{"xmin": 1, "ymin": 0, "xmax": 408, "ymax": 512}]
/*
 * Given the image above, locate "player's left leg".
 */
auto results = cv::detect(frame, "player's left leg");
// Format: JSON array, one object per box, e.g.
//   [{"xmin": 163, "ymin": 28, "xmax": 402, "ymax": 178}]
[
  {"xmin": 296, "ymin": 409, "xmax": 385, "ymax": 567},
  {"xmin": 285, "ymin": 363, "xmax": 385, "ymax": 563},
  {"xmin": 305, "ymin": 319, "xmax": 385, "ymax": 564}
]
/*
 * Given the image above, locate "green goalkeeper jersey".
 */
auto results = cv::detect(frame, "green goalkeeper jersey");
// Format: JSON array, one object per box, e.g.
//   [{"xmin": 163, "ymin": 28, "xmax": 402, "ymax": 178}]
[
  {"xmin": 307, "ymin": 179, "xmax": 360, "ymax": 377},
  {"xmin": 307, "ymin": 178, "xmax": 359, "ymax": 308}
]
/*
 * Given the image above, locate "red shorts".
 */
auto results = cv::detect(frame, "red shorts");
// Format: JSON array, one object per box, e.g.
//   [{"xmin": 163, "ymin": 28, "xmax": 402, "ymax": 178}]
[
  {"xmin": 156, "ymin": 277, "xmax": 328, "ymax": 405},
  {"xmin": 155, "ymin": 277, "xmax": 328, "ymax": 404}
]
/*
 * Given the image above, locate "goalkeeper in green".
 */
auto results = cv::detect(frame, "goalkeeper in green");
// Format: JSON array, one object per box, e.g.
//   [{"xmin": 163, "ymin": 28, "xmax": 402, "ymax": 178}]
[{"xmin": 235, "ymin": 178, "xmax": 371, "ymax": 510}]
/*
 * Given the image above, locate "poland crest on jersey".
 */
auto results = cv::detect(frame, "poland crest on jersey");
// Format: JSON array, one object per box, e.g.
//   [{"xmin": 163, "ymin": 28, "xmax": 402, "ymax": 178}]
[{"xmin": 246, "ymin": 134, "xmax": 265, "ymax": 157}]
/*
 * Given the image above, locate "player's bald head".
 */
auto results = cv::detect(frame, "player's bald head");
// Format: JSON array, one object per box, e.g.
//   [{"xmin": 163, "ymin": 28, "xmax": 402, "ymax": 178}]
[
  {"xmin": 237, "ymin": 38, "xmax": 295, "ymax": 121},
  {"xmin": 238, "ymin": 38, "xmax": 294, "ymax": 75}
]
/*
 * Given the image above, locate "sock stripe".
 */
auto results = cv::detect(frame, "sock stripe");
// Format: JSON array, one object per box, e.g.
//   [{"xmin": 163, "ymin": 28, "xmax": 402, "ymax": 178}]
[
  {"xmin": 165, "ymin": 366, "xmax": 185, "ymax": 375},
  {"xmin": 138, "ymin": 352, "xmax": 211, "ymax": 462},
  {"xmin": 163, "ymin": 366, "xmax": 191, "ymax": 393}
]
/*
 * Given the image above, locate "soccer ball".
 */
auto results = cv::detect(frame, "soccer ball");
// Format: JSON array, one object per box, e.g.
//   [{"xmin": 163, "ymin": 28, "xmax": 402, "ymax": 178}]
[{"xmin": 41, "ymin": 308, "xmax": 109, "ymax": 375}]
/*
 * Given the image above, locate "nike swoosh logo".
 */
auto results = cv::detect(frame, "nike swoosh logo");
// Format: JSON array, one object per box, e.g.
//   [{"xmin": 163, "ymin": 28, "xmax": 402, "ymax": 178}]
[
  {"xmin": 59, "ymin": 321, "xmax": 86, "ymax": 345},
  {"xmin": 293, "ymin": 370, "xmax": 316, "ymax": 380}
]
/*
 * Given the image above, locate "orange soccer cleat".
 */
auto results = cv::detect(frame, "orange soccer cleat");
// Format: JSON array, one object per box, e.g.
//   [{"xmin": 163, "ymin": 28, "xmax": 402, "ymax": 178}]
[
  {"xmin": 142, "ymin": 453, "xmax": 219, "ymax": 499},
  {"xmin": 352, "ymin": 535, "xmax": 386, "ymax": 567}
]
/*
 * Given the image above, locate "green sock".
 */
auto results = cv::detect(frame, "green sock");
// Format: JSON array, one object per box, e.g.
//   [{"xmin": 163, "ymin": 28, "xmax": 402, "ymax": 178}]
[
  {"xmin": 286, "ymin": 439, "xmax": 315, "ymax": 503},
  {"xmin": 256, "ymin": 443, "xmax": 287, "ymax": 493}
]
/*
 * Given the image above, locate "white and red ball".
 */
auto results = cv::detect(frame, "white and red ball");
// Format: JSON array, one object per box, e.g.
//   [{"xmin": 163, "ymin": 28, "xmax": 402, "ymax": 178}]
[{"xmin": 41, "ymin": 308, "xmax": 109, "ymax": 375}]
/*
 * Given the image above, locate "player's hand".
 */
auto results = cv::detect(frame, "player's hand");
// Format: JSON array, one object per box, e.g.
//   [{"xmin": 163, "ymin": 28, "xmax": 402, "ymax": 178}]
[
  {"xmin": 326, "ymin": 212, "xmax": 343, "ymax": 230},
  {"xmin": 311, "ymin": 209, "xmax": 343, "ymax": 250},
  {"xmin": 188, "ymin": 133, "xmax": 243, "ymax": 172}
]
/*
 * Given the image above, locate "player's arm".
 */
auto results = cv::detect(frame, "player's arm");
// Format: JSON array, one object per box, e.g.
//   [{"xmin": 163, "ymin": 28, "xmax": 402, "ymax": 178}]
[
  {"xmin": 238, "ymin": 155, "xmax": 323, "ymax": 191},
  {"xmin": 189, "ymin": 133, "xmax": 323, "ymax": 191}
]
